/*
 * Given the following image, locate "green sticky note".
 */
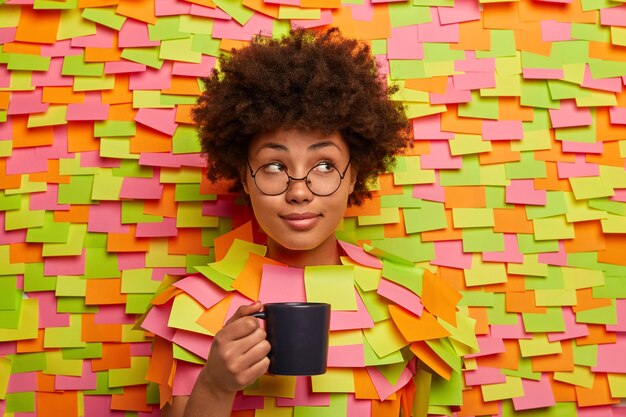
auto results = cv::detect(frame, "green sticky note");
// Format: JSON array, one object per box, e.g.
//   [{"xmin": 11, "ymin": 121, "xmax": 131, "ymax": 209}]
[
  {"xmin": 476, "ymin": 30, "xmax": 516, "ymax": 58},
  {"xmin": 526, "ymin": 191, "xmax": 567, "ymax": 220},
  {"xmin": 133, "ymin": 90, "xmax": 173, "ymax": 109},
  {"xmin": 502, "ymin": 357, "xmax": 541, "ymax": 381},
  {"xmin": 594, "ymin": 275, "xmax": 626, "ymax": 298},
  {"xmin": 517, "ymin": 233, "xmax": 559, "ymax": 254},
  {"xmin": 175, "ymin": 184, "xmax": 216, "ymax": 202},
  {"xmin": 5, "ymin": 392, "xmax": 35, "ymax": 413},
  {"xmin": 0, "ymin": 288, "xmax": 20, "ymax": 327},
  {"xmin": 358, "ymin": 287, "xmax": 391, "ymax": 323},
  {"xmin": 91, "ymin": 171, "xmax": 123, "ymax": 201},
  {"xmin": 177, "ymin": 202, "xmax": 219, "ymax": 228},
  {"xmin": 42, "ymin": 224, "xmax": 87, "ymax": 257},
  {"xmin": 0, "ymin": 246, "xmax": 24, "ymax": 276},
  {"xmin": 161, "ymin": 93, "xmax": 197, "ymax": 106},
  {"xmin": 388, "ymin": 3, "xmax": 431, "ymax": 27},
  {"xmin": 575, "ymin": 300, "xmax": 616, "ymax": 325},
  {"xmin": 573, "ymin": 344, "xmax": 597, "ymax": 367},
  {"xmin": 211, "ymin": 0, "xmax": 254, "ymax": 25},
  {"xmin": 382, "ymin": 259, "xmax": 424, "ymax": 295},
  {"xmin": 121, "ymin": 269, "xmax": 159, "ymax": 293},
  {"xmin": 10, "ymin": 352, "xmax": 46, "ymax": 373},
  {"xmin": 404, "ymin": 201, "xmax": 447, "ymax": 234},
  {"xmin": 392, "ymin": 156, "xmax": 435, "ymax": 185},
  {"xmin": 0, "ymin": 299, "xmax": 38, "ymax": 342},
  {"xmin": 548, "ymin": 79, "xmax": 590, "ymax": 100},
  {"xmin": 561, "ymin": 266, "xmax": 605, "ymax": 290},
  {"xmin": 173, "ymin": 343, "xmax": 204, "ymax": 364},
  {"xmin": 357, "ymin": 207, "xmax": 400, "ymax": 226},
  {"xmin": 112, "ymin": 160, "xmax": 153, "ymax": 178},
  {"xmin": 533, "ymin": 216, "xmax": 575, "ymax": 241},
  {"xmin": 522, "ymin": 307, "xmax": 566, "ymax": 333},
  {"xmin": 160, "ymin": 37, "xmax": 202, "ymax": 63},
  {"xmin": 278, "ymin": 5, "xmax": 321, "ymax": 19},
  {"xmin": 520, "ymin": 80, "xmax": 559, "ymax": 109},
  {"xmin": 73, "ymin": 74, "xmax": 115, "ymax": 91},
  {"xmin": 452, "ymin": 208, "xmax": 494, "ymax": 228},
  {"xmin": 62, "ymin": 343, "xmax": 103, "ymax": 360},
  {"xmin": 44, "ymin": 350, "xmax": 83, "ymax": 376},
  {"xmin": 378, "ymin": 359, "xmax": 410, "ymax": 385},
  {"xmin": 7, "ymin": 53, "xmax": 51, "ymax": 71},
  {"xmin": 505, "ymin": 151, "xmax": 546, "ymax": 180},
  {"xmin": 588, "ymin": 57, "xmax": 626, "ymax": 79},
  {"xmin": 429, "ymin": 366, "xmax": 463, "ymax": 406},
  {"xmin": 58, "ymin": 175, "xmax": 94, "ymax": 204},
  {"xmin": 109, "ymin": 357, "xmax": 151, "ymax": 387},
  {"xmin": 363, "ymin": 335, "xmax": 405, "ymax": 366},
  {"xmin": 389, "ymin": 60, "xmax": 427, "ymax": 80},
  {"xmin": 121, "ymin": 47, "xmax": 164, "ymax": 70},
  {"xmin": 4, "ymin": 199, "xmax": 45, "ymax": 232},
  {"xmin": 27, "ymin": 105, "xmax": 68, "ymax": 128},
  {"xmin": 84, "ymin": 247, "xmax": 119, "ymax": 279},
  {"xmin": 24, "ymin": 263, "xmax": 55, "ymax": 292},
  {"xmin": 126, "ymin": 294, "xmax": 154, "ymax": 314},
  {"xmin": 180, "ymin": 15, "xmax": 214, "ymax": 35},
  {"xmin": 555, "ymin": 121, "xmax": 597, "ymax": 144},
  {"xmin": 168, "ymin": 293, "xmax": 212, "ymax": 335},
  {"xmin": 94, "ymin": 120, "xmax": 136, "ymax": 137},
  {"xmin": 62, "ymin": 54, "xmax": 104, "ymax": 77},
  {"xmin": 58, "ymin": 7, "xmax": 97, "ymax": 39},
  {"xmin": 148, "ymin": 15, "xmax": 189, "ymax": 41},
  {"xmin": 100, "ymin": 137, "xmax": 139, "ymax": 159},
  {"xmin": 56, "ymin": 276, "xmax": 85, "ymax": 297},
  {"xmin": 554, "ymin": 365, "xmax": 594, "ymax": 388},
  {"xmin": 305, "ymin": 266, "xmax": 357, "ymax": 310},
  {"xmin": 371, "ymin": 236, "xmax": 434, "ymax": 263},
  {"xmin": 481, "ymin": 376, "xmax": 524, "ymax": 402},
  {"xmin": 56, "ymin": 297, "xmax": 98, "ymax": 314},
  {"xmin": 160, "ymin": 166, "xmax": 203, "ymax": 183},
  {"xmin": 81, "ymin": 7, "xmax": 125, "ymax": 29},
  {"xmin": 44, "ymin": 314, "xmax": 86, "ymax": 348},
  {"xmin": 462, "ymin": 228, "xmax": 505, "ymax": 252},
  {"xmin": 0, "ymin": 277, "xmax": 17, "ymax": 310},
  {"xmin": 524, "ymin": 266, "xmax": 564, "ymax": 291},
  {"xmin": 465, "ymin": 256, "xmax": 507, "ymax": 287},
  {"xmin": 295, "ymin": 393, "xmax": 348, "ymax": 417},
  {"xmin": 191, "ymin": 33, "xmax": 221, "ymax": 56},
  {"xmin": 380, "ymin": 187, "xmax": 422, "ymax": 208},
  {"xmin": 146, "ymin": 240, "xmax": 187, "ymax": 268},
  {"xmin": 439, "ymin": 155, "xmax": 482, "ymax": 186},
  {"xmin": 173, "ymin": 126, "xmax": 201, "ymax": 155},
  {"xmin": 449, "ymin": 134, "xmax": 492, "ymax": 156},
  {"xmin": 458, "ymin": 92, "xmax": 499, "ymax": 120},
  {"xmin": 84, "ymin": 372, "xmax": 123, "ymax": 395},
  {"xmin": 362, "ymin": 319, "xmax": 409, "ymax": 357},
  {"xmin": 458, "ymin": 291, "xmax": 495, "ymax": 307},
  {"xmin": 122, "ymin": 201, "xmax": 162, "ymax": 224}
]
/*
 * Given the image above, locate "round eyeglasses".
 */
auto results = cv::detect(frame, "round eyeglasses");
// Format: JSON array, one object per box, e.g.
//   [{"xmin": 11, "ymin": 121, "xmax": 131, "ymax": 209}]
[{"xmin": 247, "ymin": 159, "xmax": 351, "ymax": 196}]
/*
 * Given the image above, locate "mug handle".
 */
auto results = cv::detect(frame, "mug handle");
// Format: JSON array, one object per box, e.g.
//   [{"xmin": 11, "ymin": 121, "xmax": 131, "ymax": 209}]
[{"xmin": 252, "ymin": 312, "xmax": 265, "ymax": 319}]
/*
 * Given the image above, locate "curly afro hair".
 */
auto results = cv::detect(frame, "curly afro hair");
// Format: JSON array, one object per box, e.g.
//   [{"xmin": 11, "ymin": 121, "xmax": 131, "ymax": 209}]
[{"xmin": 192, "ymin": 27, "xmax": 412, "ymax": 206}]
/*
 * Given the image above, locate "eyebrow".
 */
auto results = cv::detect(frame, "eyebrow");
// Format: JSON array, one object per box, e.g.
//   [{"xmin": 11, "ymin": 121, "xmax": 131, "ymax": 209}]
[{"xmin": 254, "ymin": 141, "xmax": 341, "ymax": 155}]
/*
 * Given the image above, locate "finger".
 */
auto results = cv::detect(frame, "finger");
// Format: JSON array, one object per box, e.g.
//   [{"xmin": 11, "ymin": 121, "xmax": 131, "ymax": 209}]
[
  {"xmin": 219, "ymin": 315, "xmax": 263, "ymax": 342},
  {"xmin": 225, "ymin": 301, "xmax": 262, "ymax": 326},
  {"xmin": 238, "ymin": 355, "xmax": 271, "ymax": 386}
]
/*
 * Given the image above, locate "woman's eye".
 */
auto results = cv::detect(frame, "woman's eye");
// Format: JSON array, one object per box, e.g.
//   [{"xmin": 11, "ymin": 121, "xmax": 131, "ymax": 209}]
[
  {"xmin": 263, "ymin": 162, "xmax": 286, "ymax": 174},
  {"xmin": 313, "ymin": 161, "xmax": 334, "ymax": 173}
]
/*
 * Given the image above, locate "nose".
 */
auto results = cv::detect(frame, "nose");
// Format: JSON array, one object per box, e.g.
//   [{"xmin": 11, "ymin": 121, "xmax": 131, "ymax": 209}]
[{"xmin": 284, "ymin": 175, "xmax": 313, "ymax": 203}]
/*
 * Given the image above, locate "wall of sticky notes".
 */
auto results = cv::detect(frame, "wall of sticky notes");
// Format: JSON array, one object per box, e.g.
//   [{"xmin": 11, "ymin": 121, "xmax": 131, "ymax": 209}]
[{"xmin": 1, "ymin": 0, "xmax": 626, "ymax": 416}]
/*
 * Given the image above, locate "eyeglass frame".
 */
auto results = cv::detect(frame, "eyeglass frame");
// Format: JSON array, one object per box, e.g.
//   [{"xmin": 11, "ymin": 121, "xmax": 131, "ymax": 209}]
[{"xmin": 246, "ymin": 158, "xmax": 352, "ymax": 196}]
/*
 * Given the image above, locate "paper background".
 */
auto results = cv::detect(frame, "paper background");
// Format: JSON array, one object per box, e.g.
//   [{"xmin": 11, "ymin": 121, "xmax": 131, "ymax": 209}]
[{"xmin": 1, "ymin": 0, "xmax": 626, "ymax": 415}]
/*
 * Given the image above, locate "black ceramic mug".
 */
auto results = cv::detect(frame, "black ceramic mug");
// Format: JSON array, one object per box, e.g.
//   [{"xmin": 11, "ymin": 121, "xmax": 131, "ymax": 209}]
[{"xmin": 253, "ymin": 302, "xmax": 331, "ymax": 376}]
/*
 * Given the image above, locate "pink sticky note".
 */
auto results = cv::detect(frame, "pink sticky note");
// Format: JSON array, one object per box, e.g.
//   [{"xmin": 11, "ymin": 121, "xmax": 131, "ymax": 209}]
[
  {"xmin": 465, "ymin": 335, "xmax": 506, "ymax": 358},
  {"xmin": 172, "ymin": 329, "xmax": 213, "ymax": 359},
  {"xmin": 29, "ymin": 292, "xmax": 70, "ymax": 328},
  {"xmin": 611, "ymin": 189, "xmax": 626, "ymax": 202},
  {"xmin": 537, "ymin": 241, "xmax": 568, "ymax": 266},
  {"xmin": 135, "ymin": 217, "xmax": 179, "ymax": 237},
  {"xmin": 258, "ymin": 264, "xmax": 306, "ymax": 304},
  {"xmin": 455, "ymin": 51, "xmax": 495, "ymax": 73},
  {"xmin": 0, "ymin": 27, "xmax": 16, "ymax": 44},
  {"xmin": 438, "ymin": 0, "xmax": 479, "ymax": 24},
  {"xmin": 117, "ymin": 252, "xmax": 148, "ymax": 270},
  {"xmin": 523, "ymin": 68, "xmax": 565, "ymax": 80},
  {"xmin": 609, "ymin": 107, "xmax": 626, "ymax": 125},
  {"xmin": 276, "ymin": 376, "xmax": 330, "ymax": 406},
  {"xmin": 131, "ymin": 342, "xmax": 153, "ymax": 356},
  {"xmin": 80, "ymin": 151, "xmax": 120, "ymax": 169},
  {"xmin": 56, "ymin": 362, "xmax": 98, "ymax": 390},
  {"xmin": 377, "ymin": 279, "xmax": 423, "ymax": 316},
  {"xmin": 173, "ymin": 274, "xmax": 226, "ymax": 309},
  {"xmin": 607, "ymin": 299, "xmax": 626, "ymax": 332},
  {"xmin": 139, "ymin": 152, "xmax": 205, "ymax": 168},
  {"xmin": 579, "ymin": 406, "xmax": 622, "ymax": 417},
  {"xmin": 452, "ymin": 71, "xmax": 495, "ymax": 91},
  {"xmin": 212, "ymin": 13, "xmax": 274, "ymax": 41},
  {"xmin": 141, "ymin": 301, "xmax": 176, "ymax": 341},
  {"xmin": 84, "ymin": 396, "xmax": 126, "ymax": 417},
  {"xmin": 120, "ymin": 176, "xmax": 164, "ymax": 200},
  {"xmin": 347, "ymin": 394, "xmax": 372, "ymax": 417},
  {"xmin": 366, "ymin": 366, "xmax": 413, "ymax": 400},
  {"xmin": 118, "ymin": 19, "xmax": 160, "ymax": 48},
  {"xmin": 66, "ymin": 93, "xmax": 110, "ymax": 121},
  {"xmin": 172, "ymin": 54, "xmax": 217, "ymax": 77},
  {"xmin": 224, "ymin": 292, "xmax": 255, "ymax": 322},
  {"xmin": 490, "ymin": 316, "xmax": 533, "ymax": 340},
  {"xmin": 32, "ymin": 57, "xmax": 73, "ymax": 87},
  {"xmin": 0, "ymin": 65, "xmax": 10, "ymax": 88},
  {"xmin": 40, "ymin": 39, "xmax": 83, "ymax": 58},
  {"xmin": 88, "ymin": 201, "xmax": 129, "ymax": 233},
  {"xmin": 0, "ymin": 214, "xmax": 26, "ymax": 244},
  {"xmin": 44, "ymin": 250, "xmax": 86, "ymax": 276},
  {"xmin": 600, "ymin": 4, "xmax": 626, "ymax": 26},
  {"xmin": 505, "ymin": 179, "xmax": 546, "ymax": 206},
  {"xmin": 155, "ymin": 0, "xmax": 191, "ymax": 15},
  {"xmin": 561, "ymin": 140, "xmax": 603, "ymax": 154},
  {"xmin": 463, "ymin": 366, "xmax": 506, "ymax": 386},
  {"xmin": 549, "ymin": 99, "xmax": 593, "ymax": 128},
  {"xmin": 482, "ymin": 120, "xmax": 524, "ymax": 140},
  {"xmin": 512, "ymin": 375, "xmax": 556, "ymax": 410},
  {"xmin": 540, "ymin": 20, "xmax": 571, "ymax": 42},
  {"xmin": 7, "ymin": 148, "xmax": 48, "ymax": 174},
  {"xmin": 172, "ymin": 360, "xmax": 203, "ymax": 396},
  {"xmin": 348, "ymin": 2, "xmax": 374, "ymax": 21},
  {"xmin": 432, "ymin": 240, "xmax": 472, "ymax": 269},
  {"xmin": 412, "ymin": 176, "xmax": 446, "ymax": 202},
  {"xmin": 582, "ymin": 65, "xmax": 622, "ymax": 93},
  {"xmin": 71, "ymin": 26, "xmax": 116, "ymax": 48},
  {"xmin": 387, "ymin": 25, "xmax": 422, "ymax": 60},
  {"xmin": 105, "ymin": 61, "xmax": 148, "ymax": 74},
  {"xmin": 7, "ymin": 372, "xmax": 37, "ymax": 393},
  {"xmin": 190, "ymin": 4, "xmax": 232, "ymax": 19},
  {"xmin": 557, "ymin": 155, "xmax": 599, "ymax": 178},
  {"xmin": 135, "ymin": 108, "xmax": 178, "ymax": 135},
  {"xmin": 129, "ymin": 62, "xmax": 172, "ymax": 90},
  {"xmin": 548, "ymin": 307, "xmax": 589, "ymax": 342},
  {"xmin": 417, "ymin": 8, "xmax": 459, "ymax": 43},
  {"xmin": 420, "ymin": 141, "xmax": 463, "ymax": 169},
  {"xmin": 7, "ymin": 89, "xmax": 48, "ymax": 115},
  {"xmin": 413, "ymin": 114, "xmax": 454, "ymax": 140},
  {"xmin": 430, "ymin": 78, "xmax": 472, "ymax": 104},
  {"xmin": 483, "ymin": 234, "xmax": 524, "ymax": 263},
  {"xmin": 330, "ymin": 290, "xmax": 374, "ymax": 331},
  {"xmin": 327, "ymin": 344, "xmax": 365, "ymax": 367},
  {"xmin": 338, "ymin": 241, "xmax": 382, "ymax": 269}
]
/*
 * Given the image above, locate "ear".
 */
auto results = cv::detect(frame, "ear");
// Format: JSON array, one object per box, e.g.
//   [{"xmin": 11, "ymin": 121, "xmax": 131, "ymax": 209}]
[
  {"xmin": 240, "ymin": 166, "xmax": 251, "ymax": 194},
  {"xmin": 348, "ymin": 166, "xmax": 357, "ymax": 194}
]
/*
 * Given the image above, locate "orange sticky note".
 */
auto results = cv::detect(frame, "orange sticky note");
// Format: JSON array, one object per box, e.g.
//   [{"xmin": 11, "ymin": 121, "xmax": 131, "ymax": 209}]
[
  {"xmin": 353, "ymin": 368, "xmax": 380, "ymax": 400},
  {"xmin": 85, "ymin": 278, "xmax": 128, "ymax": 305},
  {"xmin": 42, "ymin": 87, "xmax": 85, "ymax": 104},
  {"xmin": 478, "ymin": 142, "xmax": 521, "ymax": 166},
  {"xmin": 15, "ymin": 9, "xmax": 60, "ymax": 44},
  {"xmin": 409, "ymin": 341, "xmax": 452, "ymax": 381},
  {"xmin": 108, "ymin": 225, "xmax": 151, "ymax": 253},
  {"xmin": 505, "ymin": 292, "xmax": 546, "ymax": 314},
  {"xmin": 388, "ymin": 305, "xmax": 450, "ymax": 342},
  {"xmin": 81, "ymin": 314, "xmax": 123, "ymax": 343},
  {"xmin": 12, "ymin": 116, "xmax": 54, "ymax": 148},
  {"xmin": 91, "ymin": 343, "xmax": 132, "ymax": 371},
  {"xmin": 116, "ymin": 0, "xmax": 157, "ymax": 24},
  {"xmin": 575, "ymin": 374, "xmax": 620, "ymax": 407},
  {"xmin": 444, "ymin": 186, "xmax": 486, "ymax": 209},
  {"xmin": 196, "ymin": 293, "xmax": 233, "ymax": 334},
  {"xmin": 420, "ymin": 270, "xmax": 461, "ymax": 326},
  {"xmin": 213, "ymin": 221, "xmax": 254, "ymax": 262},
  {"xmin": 168, "ymin": 228, "xmax": 210, "ymax": 256},
  {"xmin": 111, "ymin": 385, "xmax": 153, "ymax": 412},
  {"xmin": 37, "ymin": 392, "xmax": 79, "ymax": 417}
]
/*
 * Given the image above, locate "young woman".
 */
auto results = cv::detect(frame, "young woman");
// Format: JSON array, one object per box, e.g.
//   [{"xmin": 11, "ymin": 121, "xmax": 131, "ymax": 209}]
[{"xmin": 142, "ymin": 28, "xmax": 464, "ymax": 417}]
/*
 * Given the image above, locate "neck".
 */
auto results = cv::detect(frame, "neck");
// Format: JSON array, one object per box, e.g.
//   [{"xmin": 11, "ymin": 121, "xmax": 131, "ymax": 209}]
[{"xmin": 266, "ymin": 236, "xmax": 341, "ymax": 268}]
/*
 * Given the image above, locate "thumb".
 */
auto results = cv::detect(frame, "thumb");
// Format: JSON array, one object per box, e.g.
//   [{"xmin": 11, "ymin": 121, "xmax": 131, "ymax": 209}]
[{"xmin": 225, "ymin": 301, "xmax": 262, "ymax": 325}]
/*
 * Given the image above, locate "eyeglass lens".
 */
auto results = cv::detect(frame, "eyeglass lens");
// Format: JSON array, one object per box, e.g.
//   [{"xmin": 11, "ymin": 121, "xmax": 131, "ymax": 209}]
[{"xmin": 253, "ymin": 163, "xmax": 343, "ymax": 196}]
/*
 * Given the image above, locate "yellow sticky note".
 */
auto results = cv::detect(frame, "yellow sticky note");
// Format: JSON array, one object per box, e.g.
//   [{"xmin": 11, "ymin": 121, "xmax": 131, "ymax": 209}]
[
  {"xmin": 255, "ymin": 398, "xmax": 293, "ymax": 417},
  {"xmin": 168, "ymin": 293, "xmax": 212, "ymax": 335},
  {"xmin": 519, "ymin": 334, "xmax": 562, "ymax": 357},
  {"xmin": 329, "ymin": 329, "xmax": 363, "ymax": 346},
  {"xmin": 608, "ymin": 373, "xmax": 626, "ymax": 398},
  {"xmin": 452, "ymin": 208, "xmax": 494, "ymax": 228},
  {"xmin": 507, "ymin": 254, "xmax": 548, "ymax": 277},
  {"xmin": 449, "ymin": 134, "xmax": 492, "ymax": 156},
  {"xmin": 560, "ymin": 267, "xmax": 604, "ymax": 290},
  {"xmin": 533, "ymin": 216, "xmax": 575, "ymax": 241},
  {"xmin": 44, "ymin": 314, "xmax": 86, "ymax": 349},
  {"xmin": 481, "ymin": 376, "xmax": 524, "ymax": 402},
  {"xmin": 44, "ymin": 350, "xmax": 83, "ymax": 377},
  {"xmin": 210, "ymin": 239, "xmax": 267, "ymax": 278},
  {"xmin": 91, "ymin": 171, "xmax": 123, "ymax": 201},
  {"xmin": 569, "ymin": 176, "xmax": 614, "ymax": 200},
  {"xmin": 0, "ymin": 299, "xmax": 38, "ymax": 342},
  {"xmin": 534, "ymin": 289, "xmax": 577, "ymax": 307},
  {"xmin": 42, "ymin": 224, "xmax": 87, "ymax": 257},
  {"xmin": 601, "ymin": 213, "xmax": 626, "ymax": 233},
  {"xmin": 311, "ymin": 368, "xmax": 355, "ymax": 393},
  {"xmin": 0, "ymin": 356, "xmax": 10, "ymax": 400},
  {"xmin": 244, "ymin": 374, "xmax": 296, "ymax": 398},
  {"xmin": 176, "ymin": 202, "xmax": 219, "ymax": 228},
  {"xmin": 109, "ymin": 357, "xmax": 151, "ymax": 387},
  {"xmin": 554, "ymin": 365, "xmax": 594, "ymax": 388},
  {"xmin": 393, "ymin": 156, "xmax": 436, "ymax": 185},
  {"xmin": 146, "ymin": 240, "xmax": 187, "ymax": 268},
  {"xmin": 357, "ymin": 207, "xmax": 400, "ymax": 226},
  {"xmin": 362, "ymin": 319, "xmax": 408, "ymax": 357},
  {"xmin": 464, "ymin": 255, "xmax": 507, "ymax": 287},
  {"xmin": 305, "ymin": 265, "xmax": 357, "ymax": 311}
]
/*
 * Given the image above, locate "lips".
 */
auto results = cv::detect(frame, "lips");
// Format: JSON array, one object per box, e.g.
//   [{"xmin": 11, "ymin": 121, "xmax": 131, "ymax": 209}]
[{"xmin": 280, "ymin": 213, "xmax": 321, "ymax": 230}]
